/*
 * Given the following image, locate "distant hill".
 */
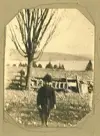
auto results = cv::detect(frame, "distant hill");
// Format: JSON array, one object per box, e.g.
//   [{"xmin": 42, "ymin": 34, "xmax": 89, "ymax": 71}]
[
  {"xmin": 38, "ymin": 52, "xmax": 93, "ymax": 61},
  {"xmin": 6, "ymin": 49, "xmax": 93, "ymax": 61}
]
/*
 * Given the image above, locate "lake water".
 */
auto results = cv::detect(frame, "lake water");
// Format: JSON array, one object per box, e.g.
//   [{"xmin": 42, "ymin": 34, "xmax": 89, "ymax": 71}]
[{"xmin": 36, "ymin": 60, "xmax": 94, "ymax": 71}]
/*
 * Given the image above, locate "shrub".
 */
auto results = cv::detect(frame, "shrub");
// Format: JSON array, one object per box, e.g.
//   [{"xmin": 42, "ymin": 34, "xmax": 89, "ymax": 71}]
[
  {"xmin": 45, "ymin": 62, "xmax": 53, "ymax": 69},
  {"xmin": 32, "ymin": 62, "xmax": 37, "ymax": 68},
  {"xmin": 85, "ymin": 60, "xmax": 93, "ymax": 71},
  {"xmin": 54, "ymin": 64, "xmax": 58, "ymax": 69},
  {"xmin": 24, "ymin": 63, "xmax": 28, "ymax": 67},
  {"xmin": 61, "ymin": 64, "xmax": 65, "ymax": 70},
  {"xmin": 38, "ymin": 64, "xmax": 42, "ymax": 68},
  {"xmin": 13, "ymin": 64, "xmax": 16, "ymax": 67},
  {"xmin": 19, "ymin": 63, "xmax": 23, "ymax": 67}
]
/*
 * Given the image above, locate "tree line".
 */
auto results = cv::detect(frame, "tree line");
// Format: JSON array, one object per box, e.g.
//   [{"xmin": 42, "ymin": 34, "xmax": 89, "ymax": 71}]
[
  {"xmin": 17, "ymin": 61, "xmax": 65, "ymax": 70},
  {"xmin": 12, "ymin": 60, "xmax": 93, "ymax": 71}
]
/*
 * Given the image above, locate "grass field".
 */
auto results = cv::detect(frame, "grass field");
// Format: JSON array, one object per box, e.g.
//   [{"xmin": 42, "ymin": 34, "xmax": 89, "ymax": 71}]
[
  {"xmin": 4, "ymin": 90, "xmax": 91, "ymax": 127},
  {"xmin": 4, "ymin": 66, "xmax": 94, "ymax": 128}
]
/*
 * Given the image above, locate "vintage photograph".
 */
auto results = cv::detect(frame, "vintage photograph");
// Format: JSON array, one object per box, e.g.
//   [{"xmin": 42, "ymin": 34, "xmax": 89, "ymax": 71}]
[{"xmin": 4, "ymin": 8, "xmax": 94, "ymax": 128}]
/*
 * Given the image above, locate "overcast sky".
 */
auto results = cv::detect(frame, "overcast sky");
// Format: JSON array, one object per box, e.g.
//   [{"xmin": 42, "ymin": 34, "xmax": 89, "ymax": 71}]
[{"xmin": 6, "ymin": 9, "xmax": 94, "ymax": 57}]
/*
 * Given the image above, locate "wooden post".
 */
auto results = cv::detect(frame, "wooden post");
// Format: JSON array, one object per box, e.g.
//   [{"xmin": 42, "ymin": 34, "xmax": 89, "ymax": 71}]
[
  {"xmin": 88, "ymin": 81, "xmax": 93, "ymax": 110},
  {"xmin": 65, "ymin": 73, "xmax": 68, "ymax": 91},
  {"xmin": 76, "ymin": 75, "xmax": 81, "ymax": 93},
  {"xmin": 62, "ymin": 82, "xmax": 65, "ymax": 89},
  {"xmin": 89, "ymin": 91, "xmax": 93, "ymax": 110},
  {"xmin": 55, "ymin": 81, "xmax": 57, "ymax": 89},
  {"xmin": 58, "ymin": 82, "xmax": 61, "ymax": 89}
]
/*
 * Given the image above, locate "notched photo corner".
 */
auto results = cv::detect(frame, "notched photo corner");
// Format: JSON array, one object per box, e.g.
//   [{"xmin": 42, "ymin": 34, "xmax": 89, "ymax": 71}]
[{"xmin": 4, "ymin": 8, "xmax": 94, "ymax": 128}]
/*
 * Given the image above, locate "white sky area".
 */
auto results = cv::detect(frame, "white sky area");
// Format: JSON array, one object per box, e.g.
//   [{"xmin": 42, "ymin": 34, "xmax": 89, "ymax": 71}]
[{"xmin": 6, "ymin": 9, "xmax": 94, "ymax": 57}]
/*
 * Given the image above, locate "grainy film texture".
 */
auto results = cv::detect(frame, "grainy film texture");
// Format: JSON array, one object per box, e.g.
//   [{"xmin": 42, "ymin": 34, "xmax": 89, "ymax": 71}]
[{"xmin": 4, "ymin": 8, "xmax": 94, "ymax": 128}]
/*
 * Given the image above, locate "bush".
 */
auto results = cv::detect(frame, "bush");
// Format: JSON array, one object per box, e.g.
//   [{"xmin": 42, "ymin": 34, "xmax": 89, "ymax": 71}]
[
  {"xmin": 19, "ymin": 63, "xmax": 27, "ymax": 67},
  {"xmin": 45, "ymin": 62, "xmax": 53, "ymax": 69},
  {"xmin": 13, "ymin": 64, "xmax": 16, "ymax": 67},
  {"xmin": 19, "ymin": 62, "xmax": 23, "ymax": 67},
  {"xmin": 22, "ymin": 63, "xmax": 27, "ymax": 67},
  {"xmin": 38, "ymin": 64, "xmax": 42, "ymax": 68},
  {"xmin": 32, "ymin": 62, "xmax": 37, "ymax": 68},
  {"xmin": 24, "ymin": 63, "xmax": 28, "ymax": 67},
  {"xmin": 61, "ymin": 64, "xmax": 65, "ymax": 70},
  {"xmin": 85, "ymin": 60, "xmax": 93, "ymax": 71},
  {"xmin": 19, "ymin": 63, "xmax": 22, "ymax": 67},
  {"xmin": 58, "ymin": 63, "xmax": 65, "ymax": 70},
  {"xmin": 54, "ymin": 64, "xmax": 58, "ymax": 69}
]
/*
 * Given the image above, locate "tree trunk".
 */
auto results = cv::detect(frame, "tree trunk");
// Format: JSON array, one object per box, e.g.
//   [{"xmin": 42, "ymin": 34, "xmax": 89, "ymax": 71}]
[{"xmin": 26, "ymin": 56, "xmax": 33, "ymax": 90}]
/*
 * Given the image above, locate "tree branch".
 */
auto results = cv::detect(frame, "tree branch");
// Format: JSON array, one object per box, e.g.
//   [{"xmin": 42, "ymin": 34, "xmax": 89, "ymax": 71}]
[
  {"xmin": 34, "ymin": 10, "xmax": 60, "ymax": 61},
  {"xmin": 9, "ymin": 25, "xmax": 27, "ymax": 57},
  {"xmin": 16, "ymin": 11, "xmax": 29, "ymax": 54}
]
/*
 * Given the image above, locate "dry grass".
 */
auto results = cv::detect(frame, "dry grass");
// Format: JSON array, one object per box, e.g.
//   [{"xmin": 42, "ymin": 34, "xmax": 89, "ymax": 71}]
[
  {"xmin": 4, "ymin": 90, "xmax": 91, "ymax": 127},
  {"xmin": 4, "ymin": 66, "xmax": 93, "ymax": 127}
]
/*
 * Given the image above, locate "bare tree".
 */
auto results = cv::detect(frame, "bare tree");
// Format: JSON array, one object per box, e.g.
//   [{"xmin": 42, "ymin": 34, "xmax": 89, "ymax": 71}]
[{"xmin": 9, "ymin": 8, "xmax": 61, "ymax": 90}]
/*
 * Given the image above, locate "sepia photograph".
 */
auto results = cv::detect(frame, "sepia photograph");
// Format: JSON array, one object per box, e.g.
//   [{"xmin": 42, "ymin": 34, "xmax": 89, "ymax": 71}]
[{"xmin": 4, "ymin": 8, "xmax": 94, "ymax": 128}]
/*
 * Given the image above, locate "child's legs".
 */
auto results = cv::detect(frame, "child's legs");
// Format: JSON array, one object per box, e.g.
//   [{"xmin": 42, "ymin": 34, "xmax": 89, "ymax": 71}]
[
  {"xmin": 39, "ymin": 109, "xmax": 45, "ymax": 125},
  {"xmin": 44, "ymin": 108, "xmax": 51, "ymax": 125}
]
